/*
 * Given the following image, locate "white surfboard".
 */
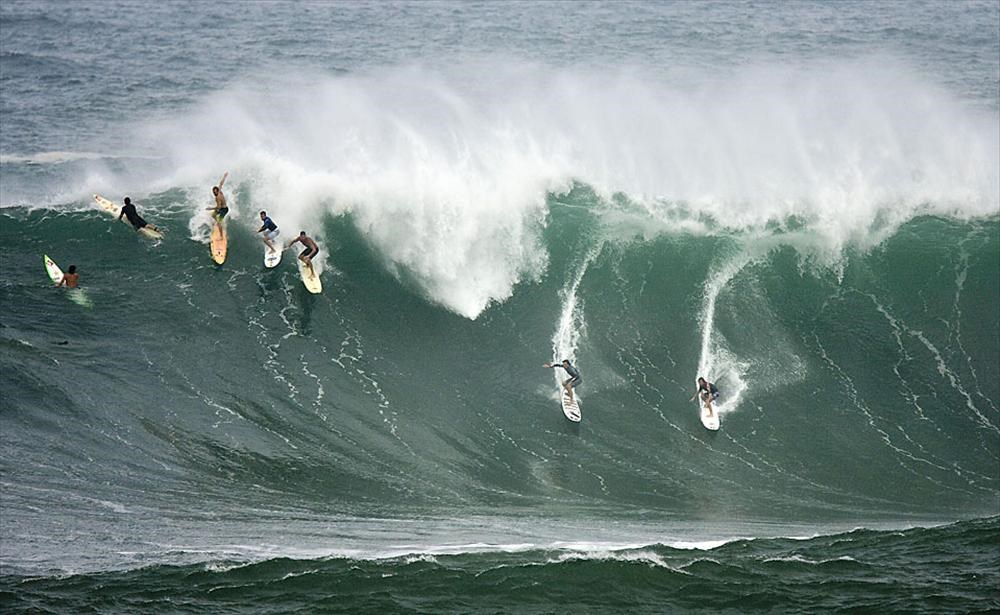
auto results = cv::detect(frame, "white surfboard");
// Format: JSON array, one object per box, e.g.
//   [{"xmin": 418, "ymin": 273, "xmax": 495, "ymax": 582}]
[
  {"xmin": 299, "ymin": 260, "xmax": 322, "ymax": 293},
  {"xmin": 93, "ymin": 194, "xmax": 163, "ymax": 239},
  {"xmin": 700, "ymin": 402, "xmax": 720, "ymax": 430},
  {"xmin": 44, "ymin": 254, "xmax": 63, "ymax": 284},
  {"xmin": 561, "ymin": 388, "xmax": 582, "ymax": 422},
  {"xmin": 264, "ymin": 245, "xmax": 282, "ymax": 268}
]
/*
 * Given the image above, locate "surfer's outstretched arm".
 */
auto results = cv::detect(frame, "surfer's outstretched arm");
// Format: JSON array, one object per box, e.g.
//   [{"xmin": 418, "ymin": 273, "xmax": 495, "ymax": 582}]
[{"xmin": 218, "ymin": 171, "xmax": 228, "ymax": 188}]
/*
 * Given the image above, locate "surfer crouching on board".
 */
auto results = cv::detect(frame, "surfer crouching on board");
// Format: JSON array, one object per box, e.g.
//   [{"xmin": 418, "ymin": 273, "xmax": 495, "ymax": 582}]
[
  {"xmin": 119, "ymin": 197, "xmax": 161, "ymax": 233},
  {"xmin": 57, "ymin": 265, "xmax": 79, "ymax": 288},
  {"xmin": 690, "ymin": 377, "xmax": 720, "ymax": 416},
  {"xmin": 257, "ymin": 211, "xmax": 279, "ymax": 252},
  {"xmin": 543, "ymin": 359, "xmax": 582, "ymax": 403},
  {"xmin": 207, "ymin": 171, "xmax": 229, "ymax": 221},
  {"xmin": 287, "ymin": 231, "xmax": 319, "ymax": 273}
]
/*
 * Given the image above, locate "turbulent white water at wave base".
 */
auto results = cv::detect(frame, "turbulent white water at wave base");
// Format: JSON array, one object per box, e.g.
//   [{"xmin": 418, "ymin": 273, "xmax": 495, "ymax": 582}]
[{"xmin": 125, "ymin": 59, "xmax": 1000, "ymax": 317}]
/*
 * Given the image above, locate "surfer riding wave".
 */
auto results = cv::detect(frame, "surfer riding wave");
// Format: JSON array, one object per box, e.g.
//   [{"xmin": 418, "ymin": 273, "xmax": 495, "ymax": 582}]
[{"xmin": 544, "ymin": 359, "xmax": 582, "ymax": 403}]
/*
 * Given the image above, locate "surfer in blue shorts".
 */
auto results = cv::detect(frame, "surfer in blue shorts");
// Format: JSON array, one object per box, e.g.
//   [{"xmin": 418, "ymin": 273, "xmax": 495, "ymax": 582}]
[
  {"xmin": 543, "ymin": 359, "xmax": 582, "ymax": 403},
  {"xmin": 690, "ymin": 377, "xmax": 720, "ymax": 416},
  {"xmin": 257, "ymin": 210, "xmax": 280, "ymax": 253},
  {"xmin": 118, "ymin": 197, "xmax": 161, "ymax": 233}
]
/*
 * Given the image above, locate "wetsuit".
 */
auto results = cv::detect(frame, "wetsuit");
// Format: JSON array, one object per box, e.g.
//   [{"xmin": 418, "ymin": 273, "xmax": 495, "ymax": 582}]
[
  {"xmin": 553, "ymin": 362, "xmax": 583, "ymax": 388},
  {"xmin": 119, "ymin": 202, "xmax": 147, "ymax": 229},
  {"xmin": 699, "ymin": 381, "xmax": 720, "ymax": 402}
]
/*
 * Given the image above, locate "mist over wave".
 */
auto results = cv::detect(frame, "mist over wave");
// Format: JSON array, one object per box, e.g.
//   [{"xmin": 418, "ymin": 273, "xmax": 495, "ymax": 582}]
[{"xmin": 97, "ymin": 58, "xmax": 996, "ymax": 317}]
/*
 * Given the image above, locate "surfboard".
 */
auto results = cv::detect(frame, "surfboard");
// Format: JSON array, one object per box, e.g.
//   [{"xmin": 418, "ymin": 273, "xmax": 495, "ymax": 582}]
[
  {"xmin": 298, "ymin": 260, "xmax": 322, "ymax": 293},
  {"xmin": 264, "ymin": 245, "xmax": 282, "ymax": 268},
  {"xmin": 44, "ymin": 254, "xmax": 63, "ymax": 284},
  {"xmin": 700, "ymin": 402, "xmax": 720, "ymax": 431},
  {"xmin": 210, "ymin": 221, "xmax": 227, "ymax": 265},
  {"xmin": 93, "ymin": 194, "xmax": 163, "ymax": 239},
  {"xmin": 561, "ymin": 388, "xmax": 582, "ymax": 422}
]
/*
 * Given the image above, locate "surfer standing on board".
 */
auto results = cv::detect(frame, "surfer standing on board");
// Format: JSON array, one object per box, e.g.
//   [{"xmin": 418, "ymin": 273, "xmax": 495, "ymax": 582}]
[
  {"xmin": 690, "ymin": 377, "xmax": 720, "ymax": 416},
  {"xmin": 207, "ymin": 172, "xmax": 229, "ymax": 221},
  {"xmin": 287, "ymin": 231, "xmax": 319, "ymax": 273},
  {"xmin": 543, "ymin": 359, "xmax": 582, "ymax": 403},
  {"xmin": 118, "ymin": 197, "xmax": 162, "ymax": 233},
  {"xmin": 57, "ymin": 265, "xmax": 79, "ymax": 288},
  {"xmin": 257, "ymin": 211, "xmax": 280, "ymax": 252}
]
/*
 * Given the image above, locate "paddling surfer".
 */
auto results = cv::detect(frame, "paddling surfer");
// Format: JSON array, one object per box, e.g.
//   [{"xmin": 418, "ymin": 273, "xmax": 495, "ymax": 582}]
[
  {"xmin": 57, "ymin": 265, "xmax": 79, "ymax": 288},
  {"xmin": 118, "ymin": 197, "xmax": 161, "ymax": 233}
]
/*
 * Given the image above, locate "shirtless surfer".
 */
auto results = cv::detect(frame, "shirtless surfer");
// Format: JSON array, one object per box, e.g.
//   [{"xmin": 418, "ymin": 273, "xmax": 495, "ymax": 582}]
[
  {"xmin": 206, "ymin": 172, "xmax": 229, "ymax": 221},
  {"xmin": 286, "ymin": 231, "xmax": 319, "ymax": 273},
  {"xmin": 56, "ymin": 265, "xmax": 80, "ymax": 288}
]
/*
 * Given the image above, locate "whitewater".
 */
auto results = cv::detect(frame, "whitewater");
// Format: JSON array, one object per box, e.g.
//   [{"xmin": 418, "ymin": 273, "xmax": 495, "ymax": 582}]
[{"xmin": 1, "ymin": 1, "xmax": 998, "ymax": 613}]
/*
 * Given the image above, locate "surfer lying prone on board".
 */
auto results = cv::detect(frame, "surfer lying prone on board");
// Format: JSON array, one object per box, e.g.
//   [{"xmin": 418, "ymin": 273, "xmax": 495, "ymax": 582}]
[
  {"xmin": 543, "ymin": 359, "xmax": 582, "ymax": 403},
  {"xmin": 119, "ymin": 197, "xmax": 161, "ymax": 233},
  {"xmin": 286, "ymin": 231, "xmax": 319, "ymax": 273},
  {"xmin": 207, "ymin": 171, "xmax": 229, "ymax": 221},
  {"xmin": 690, "ymin": 377, "xmax": 720, "ymax": 416},
  {"xmin": 257, "ymin": 211, "xmax": 280, "ymax": 252},
  {"xmin": 57, "ymin": 265, "xmax": 79, "ymax": 288}
]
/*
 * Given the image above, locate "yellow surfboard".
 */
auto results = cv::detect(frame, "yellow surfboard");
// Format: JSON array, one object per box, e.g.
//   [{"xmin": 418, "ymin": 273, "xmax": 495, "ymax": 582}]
[
  {"xmin": 298, "ymin": 260, "xmax": 322, "ymax": 294},
  {"xmin": 211, "ymin": 221, "xmax": 227, "ymax": 264}
]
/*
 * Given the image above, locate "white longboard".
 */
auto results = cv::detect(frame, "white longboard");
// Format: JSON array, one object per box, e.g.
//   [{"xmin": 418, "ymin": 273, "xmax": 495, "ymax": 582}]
[
  {"xmin": 561, "ymin": 388, "xmax": 581, "ymax": 422},
  {"xmin": 93, "ymin": 194, "xmax": 163, "ymax": 239},
  {"xmin": 299, "ymin": 260, "xmax": 322, "ymax": 294},
  {"xmin": 264, "ymin": 245, "xmax": 282, "ymax": 268},
  {"xmin": 700, "ymin": 403, "xmax": 720, "ymax": 431}
]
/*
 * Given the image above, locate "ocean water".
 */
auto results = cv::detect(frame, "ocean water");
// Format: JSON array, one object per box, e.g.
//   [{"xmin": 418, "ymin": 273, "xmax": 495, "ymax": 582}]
[{"xmin": 1, "ymin": 1, "xmax": 998, "ymax": 612}]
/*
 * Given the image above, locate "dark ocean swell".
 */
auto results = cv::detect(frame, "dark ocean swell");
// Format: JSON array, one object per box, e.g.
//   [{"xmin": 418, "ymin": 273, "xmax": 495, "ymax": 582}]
[{"xmin": 1, "ymin": 517, "xmax": 997, "ymax": 614}]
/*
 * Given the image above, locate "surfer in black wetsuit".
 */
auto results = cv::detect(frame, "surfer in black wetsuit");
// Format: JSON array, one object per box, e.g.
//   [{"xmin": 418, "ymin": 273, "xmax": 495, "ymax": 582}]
[
  {"xmin": 118, "ymin": 197, "xmax": 161, "ymax": 233},
  {"xmin": 544, "ymin": 359, "xmax": 582, "ymax": 403},
  {"xmin": 690, "ymin": 377, "xmax": 720, "ymax": 416}
]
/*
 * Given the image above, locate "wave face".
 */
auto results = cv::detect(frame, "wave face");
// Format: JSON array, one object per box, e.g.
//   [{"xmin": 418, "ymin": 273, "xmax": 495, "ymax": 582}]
[{"xmin": 1, "ymin": 0, "xmax": 998, "ymax": 612}]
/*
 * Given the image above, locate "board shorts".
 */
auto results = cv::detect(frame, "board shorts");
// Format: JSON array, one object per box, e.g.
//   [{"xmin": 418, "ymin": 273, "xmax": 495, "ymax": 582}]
[
  {"xmin": 568, "ymin": 376, "xmax": 582, "ymax": 388},
  {"xmin": 701, "ymin": 390, "xmax": 720, "ymax": 402},
  {"xmin": 215, "ymin": 207, "xmax": 229, "ymax": 220},
  {"xmin": 301, "ymin": 246, "xmax": 318, "ymax": 259},
  {"xmin": 263, "ymin": 228, "xmax": 279, "ymax": 241}
]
